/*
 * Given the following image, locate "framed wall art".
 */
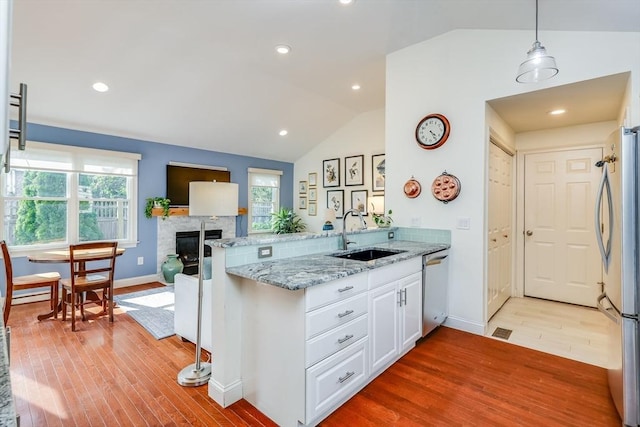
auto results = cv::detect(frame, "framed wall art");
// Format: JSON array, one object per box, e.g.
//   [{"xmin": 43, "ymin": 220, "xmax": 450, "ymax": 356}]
[
  {"xmin": 299, "ymin": 196, "xmax": 307, "ymax": 210},
  {"xmin": 326, "ymin": 189, "xmax": 344, "ymax": 218},
  {"xmin": 372, "ymin": 153, "xmax": 385, "ymax": 192},
  {"xmin": 299, "ymin": 180, "xmax": 308, "ymax": 194},
  {"xmin": 308, "ymin": 202, "xmax": 317, "ymax": 216},
  {"xmin": 323, "ymin": 158, "xmax": 340, "ymax": 187},
  {"xmin": 309, "ymin": 188, "xmax": 317, "ymax": 201},
  {"xmin": 345, "ymin": 154, "xmax": 364, "ymax": 186},
  {"xmin": 308, "ymin": 172, "xmax": 317, "ymax": 187},
  {"xmin": 351, "ymin": 190, "xmax": 368, "ymax": 215}
]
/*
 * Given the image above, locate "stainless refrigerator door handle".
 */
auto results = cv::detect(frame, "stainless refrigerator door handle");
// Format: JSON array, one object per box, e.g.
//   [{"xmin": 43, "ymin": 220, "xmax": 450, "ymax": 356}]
[
  {"xmin": 594, "ymin": 167, "xmax": 613, "ymax": 271},
  {"xmin": 597, "ymin": 292, "xmax": 620, "ymax": 324}
]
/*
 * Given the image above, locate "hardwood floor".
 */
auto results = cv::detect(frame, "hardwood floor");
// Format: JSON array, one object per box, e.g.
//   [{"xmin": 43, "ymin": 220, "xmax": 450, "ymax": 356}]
[{"xmin": 7, "ymin": 284, "xmax": 620, "ymax": 426}]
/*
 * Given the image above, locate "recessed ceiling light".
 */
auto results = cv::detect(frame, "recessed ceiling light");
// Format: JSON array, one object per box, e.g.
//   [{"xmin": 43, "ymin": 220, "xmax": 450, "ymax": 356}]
[
  {"xmin": 275, "ymin": 45, "xmax": 291, "ymax": 55},
  {"xmin": 548, "ymin": 109, "xmax": 566, "ymax": 115},
  {"xmin": 279, "ymin": 130, "xmax": 288, "ymax": 136},
  {"xmin": 339, "ymin": 0, "xmax": 354, "ymax": 4},
  {"xmin": 92, "ymin": 82, "xmax": 109, "ymax": 92},
  {"xmin": 351, "ymin": 84, "xmax": 361, "ymax": 90}
]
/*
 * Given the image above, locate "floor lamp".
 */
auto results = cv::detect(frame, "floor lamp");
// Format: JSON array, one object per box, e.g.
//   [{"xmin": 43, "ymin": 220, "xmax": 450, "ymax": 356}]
[{"xmin": 178, "ymin": 180, "xmax": 238, "ymax": 387}]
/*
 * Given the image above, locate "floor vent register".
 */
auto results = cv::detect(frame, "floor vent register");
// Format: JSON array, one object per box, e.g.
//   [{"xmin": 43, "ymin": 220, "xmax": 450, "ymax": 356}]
[{"xmin": 491, "ymin": 327, "xmax": 513, "ymax": 340}]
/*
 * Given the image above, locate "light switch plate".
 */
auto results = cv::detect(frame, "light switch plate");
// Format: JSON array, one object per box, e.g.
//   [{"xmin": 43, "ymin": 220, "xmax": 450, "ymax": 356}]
[
  {"xmin": 456, "ymin": 217, "xmax": 471, "ymax": 230},
  {"xmin": 258, "ymin": 246, "xmax": 273, "ymax": 258}
]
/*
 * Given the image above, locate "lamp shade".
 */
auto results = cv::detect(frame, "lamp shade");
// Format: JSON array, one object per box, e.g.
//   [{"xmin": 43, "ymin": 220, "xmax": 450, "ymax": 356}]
[
  {"xmin": 189, "ymin": 181, "xmax": 239, "ymax": 217},
  {"xmin": 324, "ymin": 208, "xmax": 336, "ymax": 223},
  {"xmin": 516, "ymin": 41, "xmax": 558, "ymax": 83},
  {"xmin": 369, "ymin": 196, "xmax": 384, "ymax": 215}
]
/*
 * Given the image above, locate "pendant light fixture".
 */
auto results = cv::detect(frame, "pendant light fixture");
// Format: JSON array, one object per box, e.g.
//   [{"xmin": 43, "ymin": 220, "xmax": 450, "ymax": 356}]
[{"xmin": 516, "ymin": 0, "xmax": 558, "ymax": 83}]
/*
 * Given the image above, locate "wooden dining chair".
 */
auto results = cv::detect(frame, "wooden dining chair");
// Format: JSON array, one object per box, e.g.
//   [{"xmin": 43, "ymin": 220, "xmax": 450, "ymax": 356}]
[
  {"xmin": 1, "ymin": 240, "xmax": 61, "ymax": 325},
  {"xmin": 61, "ymin": 241, "xmax": 118, "ymax": 331}
]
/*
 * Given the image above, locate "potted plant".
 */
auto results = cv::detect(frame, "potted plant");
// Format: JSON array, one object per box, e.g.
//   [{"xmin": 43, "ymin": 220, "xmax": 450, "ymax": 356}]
[
  {"xmin": 271, "ymin": 207, "xmax": 306, "ymax": 234},
  {"xmin": 372, "ymin": 209, "xmax": 393, "ymax": 228},
  {"xmin": 145, "ymin": 197, "xmax": 171, "ymax": 220}
]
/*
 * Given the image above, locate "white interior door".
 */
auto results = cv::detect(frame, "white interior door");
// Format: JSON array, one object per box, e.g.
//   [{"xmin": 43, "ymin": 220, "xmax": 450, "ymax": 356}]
[
  {"xmin": 523, "ymin": 148, "xmax": 602, "ymax": 307},
  {"xmin": 488, "ymin": 142, "xmax": 513, "ymax": 319}
]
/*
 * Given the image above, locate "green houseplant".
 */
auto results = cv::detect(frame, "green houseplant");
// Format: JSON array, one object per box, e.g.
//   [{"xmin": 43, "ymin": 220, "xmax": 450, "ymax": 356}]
[
  {"xmin": 372, "ymin": 209, "xmax": 393, "ymax": 228},
  {"xmin": 271, "ymin": 207, "xmax": 306, "ymax": 234},
  {"xmin": 145, "ymin": 197, "xmax": 171, "ymax": 220}
]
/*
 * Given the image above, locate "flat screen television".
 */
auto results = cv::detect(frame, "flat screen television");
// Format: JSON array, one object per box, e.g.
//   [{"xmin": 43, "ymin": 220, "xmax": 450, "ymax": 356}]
[{"xmin": 166, "ymin": 164, "xmax": 231, "ymax": 206}]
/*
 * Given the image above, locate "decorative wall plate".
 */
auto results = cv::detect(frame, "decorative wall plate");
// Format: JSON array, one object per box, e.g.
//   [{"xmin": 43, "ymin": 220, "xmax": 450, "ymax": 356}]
[
  {"xmin": 431, "ymin": 171, "xmax": 460, "ymax": 203},
  {"xmin": 403, "ymin": 177, "xmax": 422, "ymax": 198}
]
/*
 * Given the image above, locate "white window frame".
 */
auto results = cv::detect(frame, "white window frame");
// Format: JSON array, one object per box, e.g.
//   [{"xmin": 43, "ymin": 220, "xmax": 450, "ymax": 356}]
[
  {"xmin": 1, "ymin": 140, "xmax": 141, "ymax": 255},
  {"xmin": 248, "ymin": 167, "xmax": 282, "ymax": 234}
]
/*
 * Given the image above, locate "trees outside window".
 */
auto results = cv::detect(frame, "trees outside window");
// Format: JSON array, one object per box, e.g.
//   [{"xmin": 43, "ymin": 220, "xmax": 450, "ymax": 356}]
[{"xmin": 2, "ymin": 141, "xmax": 139, "ymax": 249}]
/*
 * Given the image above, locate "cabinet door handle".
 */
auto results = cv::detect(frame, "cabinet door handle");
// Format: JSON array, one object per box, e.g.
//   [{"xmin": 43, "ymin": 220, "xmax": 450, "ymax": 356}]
[
  {"xmin": 337, "ymin": 334, "xmax": 354, "ymax": 344},
  {"xmin": 398, "ymin": 290, "xmax": 402, "ymax": 307},
  {"xmin": 338, "ymin": 285, "xmax": 354, "ymax": 293},
  {"xmin": 402, "ymin": 288, "xmax": 407, "ymax": 306},
  {"xmin": 338, "ymin": 309, "xmax": 354, "ymax": 318},
  {"xmin": 338, "ymin": 371, "xmax": 355, "ymax": 383}
]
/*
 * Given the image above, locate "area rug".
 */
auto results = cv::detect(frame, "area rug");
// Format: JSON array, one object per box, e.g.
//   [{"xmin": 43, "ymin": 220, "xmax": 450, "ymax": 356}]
[{"xmin": 114, "ymin": 286, "xmax": 175, "ymax": 340}]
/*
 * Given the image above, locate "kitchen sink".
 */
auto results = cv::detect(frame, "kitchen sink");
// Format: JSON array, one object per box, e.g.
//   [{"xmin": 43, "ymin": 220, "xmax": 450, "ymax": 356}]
[{"xmin": 329, "ymin": 248, "xmax": 406, "ymax": 261}]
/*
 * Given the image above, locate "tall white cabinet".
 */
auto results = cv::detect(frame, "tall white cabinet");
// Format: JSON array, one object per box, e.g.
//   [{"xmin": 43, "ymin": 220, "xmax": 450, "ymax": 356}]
[{"xmin": 0, "ymin": 0, "xmax": 12, "ymax": 163}]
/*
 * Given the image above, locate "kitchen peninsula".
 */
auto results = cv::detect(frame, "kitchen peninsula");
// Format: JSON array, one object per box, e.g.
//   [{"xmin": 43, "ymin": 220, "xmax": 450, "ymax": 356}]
[{"xmin": 205, "ymin": 227, "xmax": 450, "ymax": 426}]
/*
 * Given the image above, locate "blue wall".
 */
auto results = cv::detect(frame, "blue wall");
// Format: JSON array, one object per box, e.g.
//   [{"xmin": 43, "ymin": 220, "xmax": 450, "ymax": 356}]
[{"xmin": 5, "ymin": 122, "xmax": 294, "ymax": 283}]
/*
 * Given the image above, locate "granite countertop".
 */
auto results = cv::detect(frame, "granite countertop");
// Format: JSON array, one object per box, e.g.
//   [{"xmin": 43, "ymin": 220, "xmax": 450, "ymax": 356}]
[
  {"xmin": 0, "ymin": 320, "xmax": 16, "ymax": 426},
  {"xmin": 226, "ymin": 240, "xmax": 449, "ymax": 290},
  {"xmin": 209, "ymin": 227, "xmax": 394, "ymax": 248}
]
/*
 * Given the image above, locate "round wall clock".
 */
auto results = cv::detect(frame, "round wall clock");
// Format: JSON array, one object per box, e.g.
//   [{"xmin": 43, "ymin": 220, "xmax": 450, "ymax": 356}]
[{"xmin": 415, "ymin": 113, "xmax": 450, "ymax": 150}]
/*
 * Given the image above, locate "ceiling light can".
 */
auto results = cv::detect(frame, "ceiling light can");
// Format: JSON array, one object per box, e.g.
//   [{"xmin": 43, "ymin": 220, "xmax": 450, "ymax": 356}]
[
  {"xmin": 275, "ymin": 45, "xmax": 291, "ymax": 55},
  {"xmin": 92, "ymin": 82, "xmax": 109, "ymax": 92}
]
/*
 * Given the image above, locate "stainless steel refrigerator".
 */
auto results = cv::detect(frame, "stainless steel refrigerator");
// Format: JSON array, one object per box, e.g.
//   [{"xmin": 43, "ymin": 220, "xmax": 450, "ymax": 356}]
[{"xmin": 596, "ymin": 126, "xmax": 640, "ymax": 427}]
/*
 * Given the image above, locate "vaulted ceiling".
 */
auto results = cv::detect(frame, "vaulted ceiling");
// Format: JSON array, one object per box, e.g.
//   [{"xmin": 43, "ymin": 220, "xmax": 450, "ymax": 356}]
[{"xmin": 10, "ymin": 1, "xmax": 640, "ymax": 162}]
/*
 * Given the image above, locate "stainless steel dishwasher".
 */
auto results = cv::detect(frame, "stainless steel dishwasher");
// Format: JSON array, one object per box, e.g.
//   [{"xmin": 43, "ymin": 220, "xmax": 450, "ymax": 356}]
[{"xmin": 422, "ymin": 249, "xmax": 449, "ymax": 337}]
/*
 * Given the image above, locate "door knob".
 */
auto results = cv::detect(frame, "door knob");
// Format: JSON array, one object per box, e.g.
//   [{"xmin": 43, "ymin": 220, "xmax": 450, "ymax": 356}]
[{"xmin": 525, "ymin": 230, "xmax": 533, "ymax": 236}]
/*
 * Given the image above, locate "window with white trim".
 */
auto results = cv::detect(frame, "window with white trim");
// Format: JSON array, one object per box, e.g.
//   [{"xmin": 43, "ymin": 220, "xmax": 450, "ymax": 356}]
[
  {"xmin": 1, "ymin": 141, "xmax": 141, "ymax": 250},
  {"xmin": 248, "ymin": 168, "xmax": 281, "ymax": 234}
]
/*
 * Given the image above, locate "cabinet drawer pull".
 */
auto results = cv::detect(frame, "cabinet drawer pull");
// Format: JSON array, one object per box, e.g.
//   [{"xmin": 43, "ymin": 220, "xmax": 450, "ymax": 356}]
[
  {"xmin": 338, "ymin": 371, "xmax": 355, "ymax": 383},
  {"xmin": 337, "ymin": 334, "xmax": 354, "ymax": 344},
  {"xmin": 338, "ymin": 309, "xmax": 354, "ymax": 318},
  {"xmin": 338, "ymin": 285, "xmax": 354, "ymax": 293}
]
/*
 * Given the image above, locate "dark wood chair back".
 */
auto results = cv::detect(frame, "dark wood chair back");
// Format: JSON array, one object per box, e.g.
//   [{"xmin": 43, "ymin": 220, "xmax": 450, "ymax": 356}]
[
  {"xmin": 61, "ymin": 241, "xmax": 118, "ymax": 331},
  {"xmin": 1, "ymin": 240, "xmax": 61, "ymax": 325}
]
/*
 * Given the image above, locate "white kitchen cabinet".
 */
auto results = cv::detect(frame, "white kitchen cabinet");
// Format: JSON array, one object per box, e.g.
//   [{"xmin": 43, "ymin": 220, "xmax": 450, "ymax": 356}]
[
  {"xmin": 368, "ymin": 258, "xmax": 422, "ymax": 377},
  {"xmin": 369, "ymin": 281, "xmax": 399, "ymax": 373},
  {"xmin": 0, "ymin": 1, "xmax": 12, "ymax": 161},
  {"xmin": 240, "ymin": 256, "xmax": 424, "ymax": 427},
  {"xmin": 398, "ymin": 272, "xmax": 423, "ymax": 351}
]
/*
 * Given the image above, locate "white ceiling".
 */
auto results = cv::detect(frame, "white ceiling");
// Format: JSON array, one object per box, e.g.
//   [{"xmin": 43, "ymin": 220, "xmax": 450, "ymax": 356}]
[{"xmin": 9, "ymin": 1, "xmax": 640, "ymax": 162}]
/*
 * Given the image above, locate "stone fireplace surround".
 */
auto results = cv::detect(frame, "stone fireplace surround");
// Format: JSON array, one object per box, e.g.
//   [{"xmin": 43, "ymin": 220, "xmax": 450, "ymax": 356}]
[{"xmin": 156, "ymin": 215, "xmax": 236, "ymax": 280}]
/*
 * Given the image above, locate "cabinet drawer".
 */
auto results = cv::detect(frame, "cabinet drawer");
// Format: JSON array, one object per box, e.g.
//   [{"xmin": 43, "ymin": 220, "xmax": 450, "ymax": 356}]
[
  {"xmin": 306, "ymin": 293, "xmax": 368, "ymax": 339},
  {"xmin": 305, "ymin": 273, "xmax": 367, "ymax": 312},
  {"xmin": 306, "ymin": 338, "xmax": 368, "ymax": 422},
  {"xmin": 368, "ymin": 257, "xmax": 421, "ymax": 290},
  {"xmin": 306, "ymin": 314, "xmax": 368, "ymax": 367}
]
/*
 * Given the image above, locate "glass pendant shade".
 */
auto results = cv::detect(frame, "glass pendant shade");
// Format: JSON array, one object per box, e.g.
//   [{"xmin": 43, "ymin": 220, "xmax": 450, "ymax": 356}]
[{"xmin": 516, "ymin": 41, "xmax": 558, "ymax": 83}]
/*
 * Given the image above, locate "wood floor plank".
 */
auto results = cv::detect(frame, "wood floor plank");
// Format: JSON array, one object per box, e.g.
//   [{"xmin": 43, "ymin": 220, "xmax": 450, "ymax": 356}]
[{"xmin": 7, "ymin": 283, "xmax": 620, "ymax": 427}]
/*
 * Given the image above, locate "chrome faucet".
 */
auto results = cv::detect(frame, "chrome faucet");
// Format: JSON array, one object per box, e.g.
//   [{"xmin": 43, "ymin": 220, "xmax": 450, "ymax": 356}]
[{"xmin": 342, "ymin": 208, "xmax": 367, "ymax": 250}]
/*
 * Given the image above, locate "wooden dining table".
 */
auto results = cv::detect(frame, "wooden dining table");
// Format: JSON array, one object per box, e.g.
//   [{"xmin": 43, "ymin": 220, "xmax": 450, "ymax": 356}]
[{"xmin": 28, "ymin": 247, "xmax": 125, "ymax": 320}]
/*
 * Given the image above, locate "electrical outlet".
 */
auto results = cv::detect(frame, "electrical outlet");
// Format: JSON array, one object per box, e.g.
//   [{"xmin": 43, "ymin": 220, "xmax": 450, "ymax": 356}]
[
  {"xmin": 388, "ymin": 231, "xmax": 395, "ymax": 239},
  {"xmin": 258, "ymin": 246, "xmax": 272, "ymax": 258},
  {"xmin": 137, "ymin": 256, "xmax": 144, "ymax": 265}
]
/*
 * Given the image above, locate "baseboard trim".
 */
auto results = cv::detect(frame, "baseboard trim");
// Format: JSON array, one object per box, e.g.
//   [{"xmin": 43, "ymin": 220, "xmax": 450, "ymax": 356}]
[
  {"xmin": 12, "ymin": 274, "xmax": 164, "ymax": 305},
  {"xmin": 443, "ymin": 315, "xmax": 486, "ymax": 335},
  {"xmin": 207, "ymin": 377, "xmax": 243, "ymax": 408}
]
